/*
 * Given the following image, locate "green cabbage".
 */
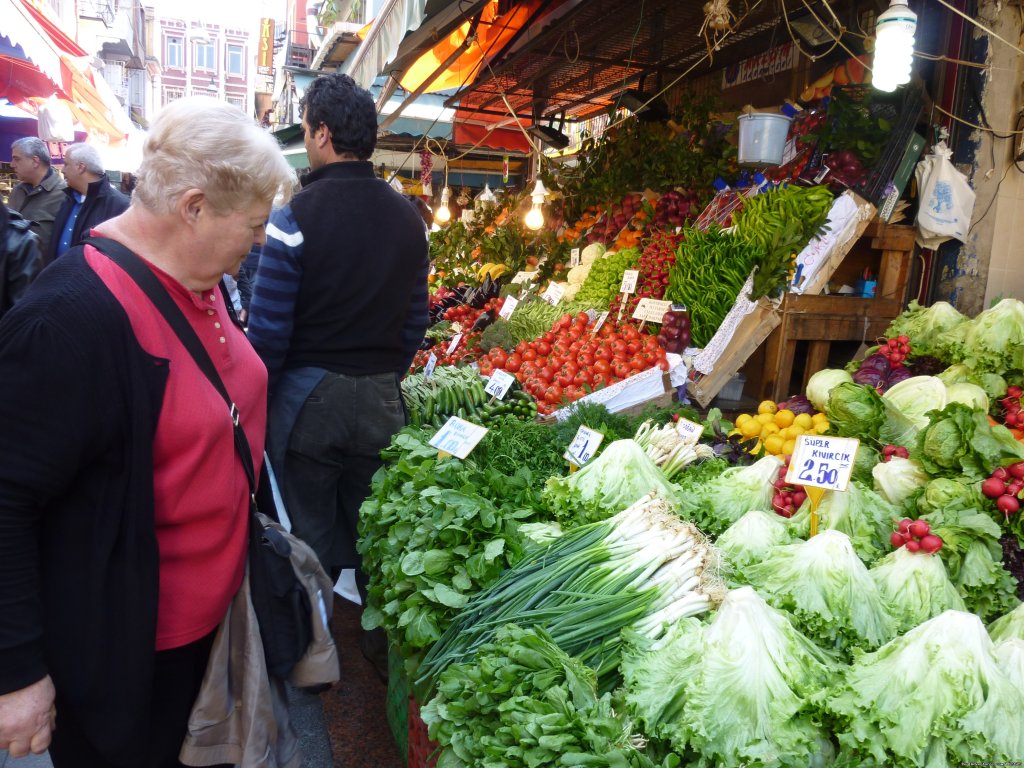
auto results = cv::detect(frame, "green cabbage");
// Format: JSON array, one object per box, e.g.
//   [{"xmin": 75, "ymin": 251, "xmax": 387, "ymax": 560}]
[
  {"xmin": 879, "ymin": 375, "xmax": 948, "ymax": 447},
  {"xmin": 542, "ymin": 439, "xmax": 681, "ymax": 527},
  {"xmin": 825, "ymin": 382, "xmax": 885, "ymax": 442},
  {"xmin": 885, "ymin": 300, "xmax": 967, "ymax": 359},
  {"xmin": 938, "ymin": 364, "xmax": 1008, "ymax": 401},
  {"xmin": 621, "ymin": 587, "xmax": 836, "ymax": 768},
  {"xmin": 989, "ymin": 602, "xmax": 1024, "ymax": 642},
  {"xmin": 806, "ymin": 368, "xmax": 853, "ymax": 413},
  {"xmin": 869, "ymin": 547, "xmax": 965, "ymax": 632},
  {"xmin": 824, "ymin": 610, "xmax": 1024, "ymax": 767},
  {"xmin": 744, "ymin": 530, "xmax": 897, "ymax": 653},
  {"xmin": 871, "ymin": 456, "xmax": 929, "ymax": 507},
  {"xmin": 674, "ymin": 455, "xmax": 783, "ymax": 536},
  {"xmin": 789, "ymin": 480, "xmax": 895, "ymax": 564},
  {"xmin": 944, "ymin": 381, "xmax": 989, "ymax": 412},
  {"xmin": 937, "ymin": 297, "xmax": 1024, "ymax": 373},
  {"xmin": 717, "ymin": 510, "xmax": 794, "ymax": 583},
  {"xmin": 914, "ymin": 402, "xmax": 1024, "ymax": 480},
  {"xmin": 915, "ymin": 477, "xmax": 982, "ymax": 516}
]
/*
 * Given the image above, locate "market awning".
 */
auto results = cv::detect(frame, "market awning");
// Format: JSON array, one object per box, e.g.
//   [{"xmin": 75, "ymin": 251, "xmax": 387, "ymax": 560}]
[{"xmin": 342, "ymin": 0, "xmax": 429, "ymax": 89}]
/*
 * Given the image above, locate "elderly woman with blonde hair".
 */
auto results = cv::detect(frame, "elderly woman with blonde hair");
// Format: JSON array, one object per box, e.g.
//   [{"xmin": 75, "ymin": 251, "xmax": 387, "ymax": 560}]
[{"xmin": 0, "ymin": 98, "xmax": 295, "ymax": 767}]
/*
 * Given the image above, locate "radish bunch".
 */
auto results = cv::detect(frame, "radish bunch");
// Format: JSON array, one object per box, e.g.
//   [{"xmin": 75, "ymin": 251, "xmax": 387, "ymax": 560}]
[
  {"xmin": 890, "ymin": 518, "xmax": 943, "ymax": 554},
  {"xmin": 998, "ymin": 385, "xmax": 1023, "ymax": 430},
  {"xmin": 881, "ymin": 444, "xmax": 910, "ymax": 462},
  {"xmin": 878, "ymin": 335, "xmax": 911, "ymax": 368},
  {"xmin": 771, "ymin": 457, "xmax": 807, "ymax": 518},
  {"xmin": 980, "ymin": 461, "xmax": 1024, "ymax": 517}
]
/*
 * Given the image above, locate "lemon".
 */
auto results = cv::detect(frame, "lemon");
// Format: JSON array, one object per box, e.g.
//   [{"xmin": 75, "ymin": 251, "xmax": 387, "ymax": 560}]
[
  {"xmin": 789, "ymin": 425, "xmax": 805, "ymax": 437},
  {"xmin": 794, "ymin": 413, "xmax": 814, "ymax": 429},
  {"xmin": 815, "ymin": 422, "xmax": 830, "ymax": 434},
  {"xmin": 761, "ymin": 423, "xmax": 781, "ymax": 437},
  {"xmin": 755, "ymin": 412, "xmax": 774, "ymax": 425},
  {"xmin": 783, "ymin": 438, "xmax": 797, "ymax": 455},
  {"xmin": 774, "ymin": 409, "xmax": 795, "ymax": 428},
  {"xmin": 812, "ymin": 412, "xmax": 828, "ymax": 424},
  {"xmin": 764, "ymin": 434, "xmax": 785, "ymax": 455},
  {"xmin": 757, "ymin": 400, "xmax": 778, "ymax": 415},
  {"xmin": 741, "ymin": 419, "xmax": 762, "ymax": 439},
  {"xmin": 735, "ymin": 413, "xmax": 753, "ymax": 428}
]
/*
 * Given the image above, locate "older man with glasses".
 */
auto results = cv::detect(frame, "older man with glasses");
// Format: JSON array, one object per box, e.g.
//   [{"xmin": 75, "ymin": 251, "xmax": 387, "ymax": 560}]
[{"xmin": 8, "ymin": 138, "xmax": 67, "ymax": 258}]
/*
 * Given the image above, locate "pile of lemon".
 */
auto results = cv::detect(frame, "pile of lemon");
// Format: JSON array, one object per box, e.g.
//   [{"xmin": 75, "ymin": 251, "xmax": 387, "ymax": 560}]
[{"xmin": 731, "ymin": 400, "xmax": 831, "ymax": 456}]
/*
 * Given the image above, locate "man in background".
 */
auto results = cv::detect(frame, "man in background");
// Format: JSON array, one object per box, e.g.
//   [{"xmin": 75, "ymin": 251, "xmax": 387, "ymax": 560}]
[
  {"xmin": 8, "ymin": 138, "xmax": 66, "ymax": 257},
  {"xmin": 47, "ymin": 143, "xmax": 129, "ymax": 263},
  {"xmin": 247, "ymin": 73, "xmax": 429, "ymax": 679},
  {"xmin": 0, "ymin": 201, "xmax": 42, "ymax": 320}
]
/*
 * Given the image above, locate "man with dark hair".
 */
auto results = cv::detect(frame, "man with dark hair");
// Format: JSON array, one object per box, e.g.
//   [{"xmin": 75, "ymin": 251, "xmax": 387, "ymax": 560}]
[
  {"xmin": 47, "ymin": 143, "xmax": 130, "ymax": 263},
  {"xmin": 247, "ymin": 73, "xmax": 429, "ymax": 678},
  {"xmin": 8, "ymin": 137, "xmax": 67, "ymax": 257}
]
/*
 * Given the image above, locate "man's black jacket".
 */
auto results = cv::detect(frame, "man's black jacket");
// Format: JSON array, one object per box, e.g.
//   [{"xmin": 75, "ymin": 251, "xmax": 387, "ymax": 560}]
[{"xmin": 46, "ymin": 173, "xmax": 130, "ymax": 263}]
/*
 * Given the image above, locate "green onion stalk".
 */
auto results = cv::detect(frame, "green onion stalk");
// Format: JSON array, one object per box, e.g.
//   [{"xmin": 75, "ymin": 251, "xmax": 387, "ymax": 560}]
[
  {"xmin": 416, "ymin": 492, "xmax": 724, "ymax": 699},
  {"xmin": 633, "ymin": 420, "xmax": 716, "ymax": 479}
]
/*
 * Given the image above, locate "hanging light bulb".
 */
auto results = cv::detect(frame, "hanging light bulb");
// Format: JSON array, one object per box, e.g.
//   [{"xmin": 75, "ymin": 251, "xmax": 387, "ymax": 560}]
[
  {"xmin": 475, "ymin": 182, "xmax": 498, "ymax": 210},
  {"xmin": 524, "ymin": 179, "xmax": 548, "ymax": 231},
  {"xmin": 872, "ymin": 0, "xmax": 917, "ymax": 92},
  {"xmin": 434, "ymin": 186, "xmax": 452, "ymax": 225}
]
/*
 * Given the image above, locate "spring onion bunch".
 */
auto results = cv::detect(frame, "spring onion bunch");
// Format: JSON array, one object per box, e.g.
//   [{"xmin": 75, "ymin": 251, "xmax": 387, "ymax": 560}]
[
  {"xmin": 416, "ymin": 493, "xmax": 724, "ymax": 698},
  {"xmin": 633, "ymin": 420, "xmax": 715, "ymax": 479}
]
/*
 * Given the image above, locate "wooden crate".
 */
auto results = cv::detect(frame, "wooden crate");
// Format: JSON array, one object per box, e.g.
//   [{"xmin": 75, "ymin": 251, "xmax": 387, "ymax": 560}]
[
  {"xmin": 688, "ymin": 298, "xmax": 781, "ymax": 408},
  {"xmin": 756, "ymin": 221, "xmax": 915, "ymax": 402}
]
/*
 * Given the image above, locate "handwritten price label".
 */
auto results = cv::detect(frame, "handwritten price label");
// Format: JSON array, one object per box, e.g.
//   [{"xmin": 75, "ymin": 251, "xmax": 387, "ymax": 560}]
[
  {"xmin": 429, "ymin": 416, "xmax": 489, "ymax": 460},
  {"xmin": 499, "ymin": 295, "xmax": 519, "ymax": 320},
  {"xmin": 591, "ymin": 311, "xmax": 610, "ymax": 334},
  {"xmin": 511, "ymin": 271, "xmax": 538, "ymax": 285},
  {"xmin": 484, "ymin": 369, "xmax": 516, "ymax": 400},
  {"xmin": 674, "ymin": 417, "xmax": 703, "ymax": 446},
  {"xmin": 619, "ymin": 270, "xmax": 640, "ymax": 294},
  {"xmin": 446, "ymin": 333, "xmax": 464, "ymax": 356},
  {"xmin": 541, "ymin": 282, "xmax": 565, "ymax": 306},
  {"xmin": 563, "ymin": 426, "xmax": 605, "ymax": 466},
  {"xmin": 424, "ymin": 352, "xmax": 438, "ymax": 378},
  {"xmin": 570, "ymin": 247, "xmax": 581, "ymax": 267},
  {"xmin": 785, "ymin": 435, "xmax": 860, "ymax": 492},
  {"xmin": 631, "ymin": 298, "xmax": 673, "ymax": 324}
]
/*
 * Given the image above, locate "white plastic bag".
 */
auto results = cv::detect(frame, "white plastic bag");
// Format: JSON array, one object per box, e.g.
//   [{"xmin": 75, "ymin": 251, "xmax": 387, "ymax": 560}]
[{"xmin": 914, "ymin": 141, "xmax": 975, "ymax": 248}]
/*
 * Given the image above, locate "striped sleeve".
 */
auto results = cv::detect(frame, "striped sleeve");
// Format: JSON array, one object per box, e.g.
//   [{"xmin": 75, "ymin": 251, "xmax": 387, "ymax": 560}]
[
  {"xmin": 246, "ymin": 205, "xmax": 303, "ymax": 391},
  {"xmin": 399, "ymin": 246, "xmax": 430, "ymax": 375}
]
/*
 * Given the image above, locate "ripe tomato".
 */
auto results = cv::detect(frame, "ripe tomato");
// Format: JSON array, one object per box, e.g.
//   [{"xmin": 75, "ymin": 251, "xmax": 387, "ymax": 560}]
[
  {"xmin": 505, "ymin": 354, "xmax": 522, "ymax": 373},
  {"xmin": 593, "ymin": 359, "xmax": 611, "ymax": 375},
  {"xmin": 626, "ymin": 340, "xmax": 641, "ymax": 355},
  {"xmin": 613, "ymin": 359, "xmax": 632, "ymax": 379},
  {"xmin": 629, "ymin": 357, "xmax": 646, "ymax": 372},
  {"xmin": 610, "ymin": 339, "xmax": 628, "ymax": 357},
  {"xmin": 556, "ymin": 372, "xmax": 573, "ymax": 387},
  {"xmin": 538, "ymin": 366, "xmax": 554, "ymax": 383},
  {"xmin": 522, "ymin": 348, "xmax": 538, "ymax": 362},
  {"xmin": 591, "ymin": 372, "xmax": 608, "ymax": 388},
  {"xmin": 544, "ymin": 384, "xmax": 564, "ymax": 404},
  {"xmin": 536, "ymin": 340, "xmax": 552, "ymax": 357}
]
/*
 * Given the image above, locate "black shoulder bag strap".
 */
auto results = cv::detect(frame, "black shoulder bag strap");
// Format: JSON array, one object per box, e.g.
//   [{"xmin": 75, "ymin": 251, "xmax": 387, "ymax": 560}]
[
  {"xmin": 84, "ymin": 236, "xmax": 258, "ymax": 495},
  {"xmin": 86, "ymin": 236, "xmax": 311, "ymax": 678}
]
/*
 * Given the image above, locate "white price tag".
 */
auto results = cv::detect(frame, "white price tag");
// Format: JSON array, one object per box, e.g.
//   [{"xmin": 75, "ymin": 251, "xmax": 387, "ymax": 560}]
[
  {"xmin": 424, "ymin": 352, "xmax": 438, "ymax": 378},
  {"xmin": 619, "ymin": 270, "xmax": 640, "ymax": 294},
  {"xmin": 484, "ymin": 368, "xmax": 516, "ymax": 400},
  {"xmin": 479, "ymin": 370, "xmax": 512, "ymax": 399},
  {"xmin": 498, "ymin": 295, "xmax": 519, "ymax": 320},
  {"xmin": 570, "ymin": 247, "xmax": 581, "ymax": 267},
  {"xmin": 511, "ymin": 270, "xmax": 538, "ymax": 285},
  {"xmin": 591, "ymin": 311, "xmax": 610, "ymax": 334},
  {"xmin": 631, "ymin": 298, "xmax": 673, "ymax": 324},
  {"xmin": 585, "ymin": 308, "xmax": 598, "ymax": 323},
  {"xmin": 429, "ymin": 416, "xmax": 489, "ymax": 460},
  {"xmin": 785, "ymin": 435, "xmax": 860, "ymax": 492},
  {"xmin": 541, "ymin": 282, "xmax": 565, "ymax": 306},
  {"xmin": 674, "ymin": 417, "xmax": 703, "ymax": 447},
  {"xmin": 446, "ymin": 333, "xmax": 464, "ymax": 356},
  {"xmin": 563, "ymin": 426, "xmax": 605, "ymax": 466}
]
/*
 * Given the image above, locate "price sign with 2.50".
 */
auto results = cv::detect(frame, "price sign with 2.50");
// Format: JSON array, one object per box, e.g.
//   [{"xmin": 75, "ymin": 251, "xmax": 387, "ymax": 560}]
[{"xmin": 785, "ymin": 434, "xmax": 860, "ymax": 492}]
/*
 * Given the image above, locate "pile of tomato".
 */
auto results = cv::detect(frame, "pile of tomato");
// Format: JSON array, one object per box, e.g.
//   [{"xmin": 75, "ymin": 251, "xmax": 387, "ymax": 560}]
[{"xmin": 476, "ymin": 312, "xmax": 670, "ymax": 415}]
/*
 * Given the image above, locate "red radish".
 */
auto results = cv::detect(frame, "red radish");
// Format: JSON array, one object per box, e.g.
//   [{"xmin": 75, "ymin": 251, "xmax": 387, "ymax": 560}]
[
  {"xmin": 890, "ymin": 531, "xmax": 907, "ymax": 548},
  {"xmin": 919, "ymin": 534, "xmax": 943, "ymax": 554},
  {"xmin": 994, "ymin": 467, "xmax": 1010, "ymax": 481},
  {"xmin": 1009, "ymin": 462, "xmax": 1024, "ymax": 479},
  {"xmin": 792, "ymin": 490, "xmax": 807, "ymax": 507},
  {"xmin": 898, "ymin": 518, "xmax": 913, "ymax": 535},
  {"xmin": 908, "ymin": 520, "xmax": 930, "ymax": 539},
  {"xmin": 1008, "ymin": 480, "xmax": 1024, "ymax": 496},
  {"xmin": 894, "ymin": 446, "xmax": 910, "ymax": 459},
  {"xmin": 997, "ymin": 494, "xmax": 1020, "ymax": 514},
  {"xmin": 905, "ymin": 539, "xmax": 921, "ymax": 552},
  {"xmin": 982, "ymin": 476, "xmax": 1008, "ymax": 498}
]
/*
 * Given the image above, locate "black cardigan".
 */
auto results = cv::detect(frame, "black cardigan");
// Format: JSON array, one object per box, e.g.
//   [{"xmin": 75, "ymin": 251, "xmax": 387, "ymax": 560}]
[{"xmin": 0, "ymin": 252, "xmax": 167, "ymax": 765}]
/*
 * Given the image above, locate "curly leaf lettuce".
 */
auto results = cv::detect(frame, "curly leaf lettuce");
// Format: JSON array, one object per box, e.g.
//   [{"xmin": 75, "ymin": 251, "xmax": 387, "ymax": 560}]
[
  {"xmin": 621, "ymin": 587, "xmax": 836, "ymax": 768},
  {"xmin": 989, "ymin": 601, "xmax": 1024, "ymax": 642},
  {"xmin": 885, "ymin": 300, "xmax": 967, "ymax": 360},
  {"xmin": 716, "ymin": 510, "xmax": 794, "ymax": 584},
  {"xmin": 871, "ymin": 456, "xmax": 929, "ymax": 508},
  {"xmin": 825, "ymin": 382, "xmax": 886, "ymax": 442},
  {"xmin": 935, "ymin": 297, "xmax": 1024, "ymax": 373},
  {"xmin": 745, "ymin": 530, "xmax": 896, "ymax": 653},
  {"xmin": 674, "ymin": 455, "xmax": 783, "ymax": 537},
  {"xmin": 825, "ymin": 610, "xmax": 1024, "ymax": 767},
  {"xmin": 869, "ymin": 547, "xmax": 965, "ymax": 632},
  {"xmin": 914, "ymin": 402, "xmax": 1024, "ymax": 480},
  {"xmin": 789, "ymin": 480, "xmax": 895, "ymax": 564}
]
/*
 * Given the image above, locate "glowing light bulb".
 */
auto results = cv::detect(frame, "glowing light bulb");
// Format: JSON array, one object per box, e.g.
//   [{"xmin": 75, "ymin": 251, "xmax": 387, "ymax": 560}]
[
  {"xmin": 524, "ymin": 203, "xmax": 544, "ymax": 230},
  {"xmin": 872, "ymin": 0, "xmax": 916, "ymax": 91},
  {"xmin": 434, "ymin": 186, "xmax": 452, "ymax": 224}
]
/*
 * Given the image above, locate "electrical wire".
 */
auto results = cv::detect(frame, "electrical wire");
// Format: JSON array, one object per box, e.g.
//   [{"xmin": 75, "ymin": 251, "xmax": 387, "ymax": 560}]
[
  {"xmin": 931, "ymin": 0, "xmax": 1024, "ymax": 58},
  {"xmin": 966, "ymin": 159, "xmax": 1014, "ymax": 236}
]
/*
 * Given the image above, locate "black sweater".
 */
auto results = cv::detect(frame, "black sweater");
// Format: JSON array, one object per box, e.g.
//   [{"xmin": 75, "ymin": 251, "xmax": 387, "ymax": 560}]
[{"xmin": 0, "ymin": 253, "xmax": 167, "ymax": 765}]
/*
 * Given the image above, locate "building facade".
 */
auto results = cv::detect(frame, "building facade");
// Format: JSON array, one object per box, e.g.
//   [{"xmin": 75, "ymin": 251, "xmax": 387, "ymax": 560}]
[{"xmin": 156, "ymin": 18, "xmax": 253, "ymax": 112}]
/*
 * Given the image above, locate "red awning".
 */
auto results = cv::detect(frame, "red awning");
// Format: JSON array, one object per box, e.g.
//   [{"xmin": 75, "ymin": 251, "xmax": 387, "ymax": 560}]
[
  {"xmin": 18, "ymin": 0, "xmax": 88, "ymax": 57},
  {"xmin": 453, "ymin": 119, "xmax": 531, "ymax": 153},
  {"xmin": 0, "ymin": 54, "xmax": 68, "ymax": 103}
]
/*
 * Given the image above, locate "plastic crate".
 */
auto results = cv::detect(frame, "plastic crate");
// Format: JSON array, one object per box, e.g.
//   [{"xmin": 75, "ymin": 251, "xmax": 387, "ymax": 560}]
[{"xmin": 408, "ymin": 697, "xmax": 439, "ymax": 768}]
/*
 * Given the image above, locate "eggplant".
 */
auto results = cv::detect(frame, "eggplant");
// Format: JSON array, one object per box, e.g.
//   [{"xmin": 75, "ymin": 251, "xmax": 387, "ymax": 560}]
[
  {"xmin": 419, "ymin": 337, "xmax": 436, "ymax": 350},
  {"xmin": 470, "ymin": 310, "xmax": 496, "ymax": 333}
]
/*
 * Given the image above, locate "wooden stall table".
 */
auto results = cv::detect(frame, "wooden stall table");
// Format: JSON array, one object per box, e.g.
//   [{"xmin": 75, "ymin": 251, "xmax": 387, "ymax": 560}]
[{"xmin": 756, "ymin": 221, "xmax": 915, "ymax": 402}]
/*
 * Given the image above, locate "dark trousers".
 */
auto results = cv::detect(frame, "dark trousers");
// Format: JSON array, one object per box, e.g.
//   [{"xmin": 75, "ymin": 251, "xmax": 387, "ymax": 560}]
[
  {"xmin": 49, "ymin": 632, "xmax": 230, "ymax": 768},
  {"xmin": 282, "ymin": 370, "xmax": 406, "ymax": 592}
]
